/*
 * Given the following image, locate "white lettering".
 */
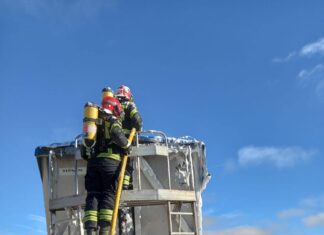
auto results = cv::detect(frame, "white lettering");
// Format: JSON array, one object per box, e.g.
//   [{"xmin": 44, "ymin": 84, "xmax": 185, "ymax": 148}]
[{"xmin": 59, "ymin": 167, "xmax": 87, "ymax": 176}]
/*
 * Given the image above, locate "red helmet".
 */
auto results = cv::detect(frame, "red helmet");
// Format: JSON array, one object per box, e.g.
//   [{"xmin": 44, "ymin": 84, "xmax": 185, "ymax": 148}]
[
  {"xmin": 116, "ymin": 85, "xmax": 132, "ymax": 101},
  {"xmin": 102, "ymin": 96, "xmax": 124, "ymax": 118}
]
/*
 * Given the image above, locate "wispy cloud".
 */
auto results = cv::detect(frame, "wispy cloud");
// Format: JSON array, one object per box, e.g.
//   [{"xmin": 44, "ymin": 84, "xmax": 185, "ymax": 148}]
[
  {"xmin": 303, "ymin": 213, "xmax": 324, "ymax": 227},
  {"xmin": 277, "ymin": 208, "xmax": 305, "ymax": 219},
  {"xmin": 218, "ymin": 211, "xmax": 245, "ymax": 220},
  {"xmin": 298, "ymin": 64, "xmax": 324, "ymax": 98},
  {"xmin": 272, "ymin": 52, "xmax": 297, "ymax": 63},
  {"xmin": 300, "ymin": 194, "xmax": 324, "ymax": 209},
  {"xmin": 28, "ymin": 214, "xmax": 46, "ymax": 224},
  {"xmin": 277, "ymin": 193, "xmax": 324, "ymax": 230},
  {"xmin": 206, "ymin": 226, "xmax": 270, "ymax": 235},
  {"xmin": 298, "ymin": 64, "xmax": 324, "ymax": 81},
  {"xmin": 238, "ymin": 146, "xmax": 316, "ymax": 168},
  {"xmin": 14, "ymin": 224, "xmax": 46, "ymax": 234},
  {"xmin": 204, "ymin": 208, "xmax": 217, "ymax": 216},
  {"xmin": 273, "ymin": 37, "xmax": 324, "ymax": 98},
  {"xmin": 273, "ymin": 37, "xmax": 324, "ymax": 62},
  {"xmin": 1, "ymin": 0, "xmax": 116, "ymax": 20},
  {"xmin": 203, "ymin": 211, "xmax": 246, "ymax": 232}
]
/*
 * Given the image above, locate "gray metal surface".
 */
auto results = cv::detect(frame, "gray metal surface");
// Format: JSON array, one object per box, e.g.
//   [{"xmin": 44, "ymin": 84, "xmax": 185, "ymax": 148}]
[{"xmin": 35, "ymin": 131, "xmax": 210, "ymax": 235}]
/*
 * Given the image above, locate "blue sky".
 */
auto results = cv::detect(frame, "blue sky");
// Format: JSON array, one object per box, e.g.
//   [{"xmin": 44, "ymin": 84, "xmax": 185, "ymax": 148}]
[{"xmin": 1, "ymin": 0, "xmax": 324, "ymax": 234}]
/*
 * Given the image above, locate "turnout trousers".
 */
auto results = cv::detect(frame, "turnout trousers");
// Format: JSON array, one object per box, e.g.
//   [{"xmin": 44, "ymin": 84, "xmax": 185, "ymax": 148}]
[
  {"xmin": 83, "ymin": 157, "xmax": 121, "ymax": 230},
  {"xmin": 123, "ymin": 134, "xmax": 134, "ymax": 189}
]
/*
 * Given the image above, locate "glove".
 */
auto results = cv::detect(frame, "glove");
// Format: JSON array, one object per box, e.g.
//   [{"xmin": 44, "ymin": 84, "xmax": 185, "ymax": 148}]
[{"xmin": 122, "ymin": 141, "xmax": 132, "ymax": 155}]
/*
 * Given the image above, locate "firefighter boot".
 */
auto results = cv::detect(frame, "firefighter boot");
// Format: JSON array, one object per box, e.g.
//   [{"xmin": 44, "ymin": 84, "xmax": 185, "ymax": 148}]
[
  {"xmin": 99, "ymin": 226, "xmax": 110, "ymax": 235},
  {"xmin": 86, "ymin": 228, "xmax": 97, "ymax": 235}
]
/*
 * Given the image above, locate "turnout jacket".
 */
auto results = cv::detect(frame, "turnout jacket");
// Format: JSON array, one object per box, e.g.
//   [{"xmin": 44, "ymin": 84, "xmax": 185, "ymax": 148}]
[
  {"xmin": 121, "ymin": 101, "xmax": 142, "ymax": 134},
  {"xmin": 94, "ymin": 111, "xmax": 129, "ymax": 161}
]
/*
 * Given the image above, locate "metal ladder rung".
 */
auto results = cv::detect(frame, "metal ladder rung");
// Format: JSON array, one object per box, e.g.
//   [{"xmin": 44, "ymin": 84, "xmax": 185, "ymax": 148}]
[{"xmin": 170, "ymin": 212, "xmax": 194, "ymax": 216}]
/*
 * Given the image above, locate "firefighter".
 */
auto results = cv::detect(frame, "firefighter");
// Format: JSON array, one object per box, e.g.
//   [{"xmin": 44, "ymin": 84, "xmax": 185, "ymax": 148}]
[
  {"xmin": 83, "ymin": 95, "xmax": 131, "ymax": 235},
  {"xmin": 115, "ymin": 85, "xmax": 142, "ymax": 189}
]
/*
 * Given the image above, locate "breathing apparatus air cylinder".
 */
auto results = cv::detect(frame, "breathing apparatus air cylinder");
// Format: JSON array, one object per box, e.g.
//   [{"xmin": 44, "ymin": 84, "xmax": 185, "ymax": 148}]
[
  {"xmin": 82, "ymin": 102, "xmax": 99, "ymax": 148},
  {"xmin": 102, "ymin": 87, "xmax": 114, "ymax": 100}
]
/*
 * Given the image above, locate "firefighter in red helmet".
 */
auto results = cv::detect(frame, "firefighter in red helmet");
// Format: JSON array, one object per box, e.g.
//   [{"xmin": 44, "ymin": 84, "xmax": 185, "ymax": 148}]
[
  {"xmin": 83, "ymin": 92, "xmax": 131, "ymax": 235},
  {"xmin": 115, "ymin": 85, "xmax": 142, "ymax": 189}
]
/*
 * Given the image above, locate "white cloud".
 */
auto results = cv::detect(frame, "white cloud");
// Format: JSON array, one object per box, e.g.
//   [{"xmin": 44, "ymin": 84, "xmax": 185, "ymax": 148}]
[
  {"xmin": 278, "ymin": 208, "xmax": 305, "ymax": 219},
  {"xmin": 206, "ymin": 226, "xmax": 270, "ymax": 235},
  {"xmin": 273, "ymin": 37, "xmax": 324, "ymax": 62},
  {"xmin": 277, "ymin": 193, "xmax": 324, "ymax": 222},
  {"xmin": 238, "ymin": 146, "xmax": 316, "ymax": 168},
  {"xmin": 300, "ymin": 38, "xmax": 324, "ymax": 57},
  {"xmin": 273, "ymin": 38, "xmax": 324, "ymax": 98},
  {"xmin": 303, "ymin": 213, "xmax": 324, "ymax": 227},
  {"xmin": 298, "ymin": 64, "xmax": 324, "ymax": 81}
]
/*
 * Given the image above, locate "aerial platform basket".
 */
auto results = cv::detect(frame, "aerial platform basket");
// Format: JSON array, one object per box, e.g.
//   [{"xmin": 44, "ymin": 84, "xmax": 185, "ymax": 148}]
[{"xmin": 35, "ymin": 130, "xmax": 210, "ymax": 235}]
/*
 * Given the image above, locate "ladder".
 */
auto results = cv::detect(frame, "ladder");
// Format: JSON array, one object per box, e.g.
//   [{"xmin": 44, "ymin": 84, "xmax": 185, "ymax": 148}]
[
  {"xmin": 167, "ymin": 142, "xmax": 198, "ymax": 235},
  {"xmin": 168, "ymin": 201, "xmax": 198, "ymax": 235}
]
